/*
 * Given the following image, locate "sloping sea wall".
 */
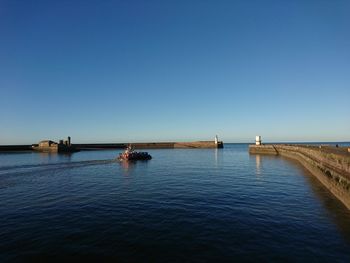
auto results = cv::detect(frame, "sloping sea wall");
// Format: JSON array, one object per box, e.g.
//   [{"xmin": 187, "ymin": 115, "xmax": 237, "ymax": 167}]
[{"xmin": 249, "ymin": 144, "xmax": 350, "ymax": 209}]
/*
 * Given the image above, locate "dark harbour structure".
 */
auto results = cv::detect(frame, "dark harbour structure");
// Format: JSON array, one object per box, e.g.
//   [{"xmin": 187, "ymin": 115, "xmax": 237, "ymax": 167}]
[
  {"xmin": 32, "ymin": 136, "xmax": 79, "ymax": 153},
  {"xmin": 249, "ymin": 136, "xmax": 350, "ymax": 209}
]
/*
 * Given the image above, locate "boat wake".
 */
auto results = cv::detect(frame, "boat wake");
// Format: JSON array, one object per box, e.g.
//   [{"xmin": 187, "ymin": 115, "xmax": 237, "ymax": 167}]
[{"xmin": 0, "ymin": 159, "xmax": 116, "ymax": 177}]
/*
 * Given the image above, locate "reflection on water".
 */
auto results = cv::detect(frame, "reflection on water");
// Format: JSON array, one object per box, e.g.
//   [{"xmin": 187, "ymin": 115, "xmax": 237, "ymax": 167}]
[
  {"xmin": 119, "ymin": 160, "xmax": 135, "ymax": 173},
  {"xmin": 119, "ymin": 160, "xmax": 151, "ymax": 175},
  {"xmin": 214, "ymin": 148, "xmax": 224, "ymax": 167},
  {"xmin": 250, "ymin": 153, "xmax": 277, "ymax": 177},
  {"xmin": 38, "ymin": 152, "xmax": 73, "ymax": 163},
  {"xmin": 255, "ymin": 154, "xmax": 261, "ymax": 176}
]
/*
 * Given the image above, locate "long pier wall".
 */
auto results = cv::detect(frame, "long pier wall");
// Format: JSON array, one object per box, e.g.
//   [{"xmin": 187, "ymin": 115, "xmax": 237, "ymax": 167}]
[
  {"xmin": 249, "ymin": 144, "xmax": 350, "ymax": 209},
  {"xmin": 76, "ymin": 141, "xmax": 223, "ymax": 149},
  {"xmin": 0, "ymin": 141, "xmax": 223, "ymax": 152}
]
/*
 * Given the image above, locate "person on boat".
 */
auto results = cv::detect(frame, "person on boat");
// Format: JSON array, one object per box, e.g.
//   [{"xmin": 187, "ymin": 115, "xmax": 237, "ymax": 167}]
[
  {"xmin": 122, "ymin": 144, "xmax": 133, "ymax": 158},
  {"xmin": 126, "ymin": 144, "xmax": 134, "ymax": 152}
]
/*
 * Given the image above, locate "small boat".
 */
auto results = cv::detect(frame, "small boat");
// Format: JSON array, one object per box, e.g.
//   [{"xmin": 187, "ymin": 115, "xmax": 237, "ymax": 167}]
[{"xmin": 117, "ymin": 145, "xmax": 152, "ymax": 161}]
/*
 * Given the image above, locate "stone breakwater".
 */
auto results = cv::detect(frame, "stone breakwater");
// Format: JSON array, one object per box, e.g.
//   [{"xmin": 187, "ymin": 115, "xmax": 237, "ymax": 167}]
[
  {"xmin": 249, "ymin": 144, "xmax": 350, "ymax": 209},
  {"xmin": 76, "ymin": 141, "xmax": 224, "ymax": 149},
  {"xmin": 0, "ymin": 141, "xmax": 224, "ymax": 152}
]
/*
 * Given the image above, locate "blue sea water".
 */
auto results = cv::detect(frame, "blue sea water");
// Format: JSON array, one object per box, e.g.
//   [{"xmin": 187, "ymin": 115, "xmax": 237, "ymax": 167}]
[{"xmin": 1, "ymin": 144, "xmax": 350, "ymax": 262}]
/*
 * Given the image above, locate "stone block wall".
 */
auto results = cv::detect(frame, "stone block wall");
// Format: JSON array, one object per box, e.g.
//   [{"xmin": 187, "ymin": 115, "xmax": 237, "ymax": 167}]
[{"xmin": 249, "ymin": 144, "xmax": 350, "ymax": 209}]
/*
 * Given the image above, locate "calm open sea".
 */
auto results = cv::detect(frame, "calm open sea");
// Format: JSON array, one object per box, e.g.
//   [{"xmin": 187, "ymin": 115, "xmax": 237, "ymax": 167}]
[{"xmin": 1, "ymin": 144, "xmax": 350, "ymax": 262}]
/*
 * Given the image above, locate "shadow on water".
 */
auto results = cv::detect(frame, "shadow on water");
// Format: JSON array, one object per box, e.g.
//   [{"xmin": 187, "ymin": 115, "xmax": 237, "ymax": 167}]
[
  {"xmin": 254, "ymin": 153, "xmax": 350, "ymax": 244},
  {"xmin": 296, "ymin": 163, "xmax": 350, "ymax": 244}
]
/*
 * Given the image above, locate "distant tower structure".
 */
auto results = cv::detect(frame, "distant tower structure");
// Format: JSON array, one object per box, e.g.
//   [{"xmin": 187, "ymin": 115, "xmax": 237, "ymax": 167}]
[
  {"xmin": 68, "ymin": 136, "xmax": 71, "ymax": 146},
  {"xmin": 255, "ymin": 136, "xmax": 262, "ymax": 145},
  {"xmin": 215, "ymin": 135, "xmax": 219, "ymax": 145}
]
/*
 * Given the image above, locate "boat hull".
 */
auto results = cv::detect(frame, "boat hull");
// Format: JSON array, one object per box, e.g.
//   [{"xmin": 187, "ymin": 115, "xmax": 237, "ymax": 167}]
[{"xmin": 117, "ymin": 152, "xmax": 152, "ymax": 161}]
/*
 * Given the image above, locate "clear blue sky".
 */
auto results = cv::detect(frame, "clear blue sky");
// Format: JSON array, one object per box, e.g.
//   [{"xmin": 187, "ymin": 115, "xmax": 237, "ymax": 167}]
[{"xmin": 0, "ymin": 0, "xmax": 349, "ymax": 144}]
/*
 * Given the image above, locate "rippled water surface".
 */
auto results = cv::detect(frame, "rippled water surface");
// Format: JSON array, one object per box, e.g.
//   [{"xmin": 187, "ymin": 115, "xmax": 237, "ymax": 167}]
[{"xmin": 1, "ymin": 144, "xmax": 350, "ymax": 262}]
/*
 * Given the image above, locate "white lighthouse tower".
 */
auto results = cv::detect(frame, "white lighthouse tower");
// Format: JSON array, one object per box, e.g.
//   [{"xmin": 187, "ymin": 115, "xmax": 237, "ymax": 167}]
[
  {"xmin": 255, "ymin": 135, "xmax": 262, "ymax": 145},
  {"xmin": 214, "ymin": 135, "xmax": 219, "ymax": 145}
]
